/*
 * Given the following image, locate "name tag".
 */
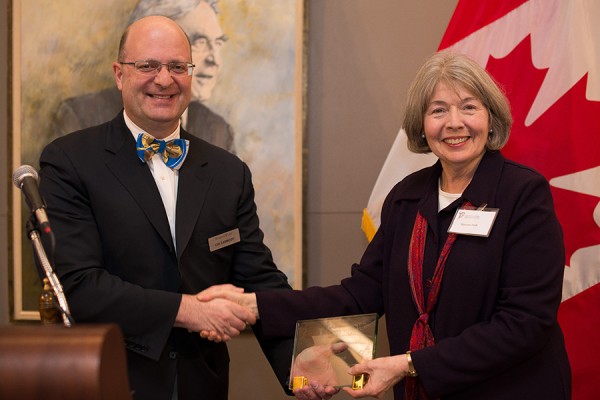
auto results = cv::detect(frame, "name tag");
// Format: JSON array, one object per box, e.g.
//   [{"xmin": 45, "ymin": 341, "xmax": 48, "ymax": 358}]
[
  {"xmin": 448, "ymin": 207, "xmax": 498, "ymax": 237},
  {"xmin": 208, "ymin": 228, "xmax": 241, "ymax": 252}
]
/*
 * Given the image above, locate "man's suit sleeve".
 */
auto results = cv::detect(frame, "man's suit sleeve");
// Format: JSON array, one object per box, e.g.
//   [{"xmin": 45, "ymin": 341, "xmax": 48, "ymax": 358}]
[{"xmin": 39, "ymin": 140, "xmax": 180, "ymax": 361}]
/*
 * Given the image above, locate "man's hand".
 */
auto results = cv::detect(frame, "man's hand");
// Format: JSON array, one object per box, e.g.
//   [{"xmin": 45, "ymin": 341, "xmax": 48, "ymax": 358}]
[
  {"xmin": 195, "ymin": 283, "xmax": 245, "ymax": 301},
  {"xmin": 175, "ymin": 291, "xmax": 256, "ymax": 342},
  {"xmin": 195, "ymin": 284, "xmax": 259, "ymax": 341},
  {"xmin": 196, "ymin": 284, "xmax": 258, "ymax": 316}
]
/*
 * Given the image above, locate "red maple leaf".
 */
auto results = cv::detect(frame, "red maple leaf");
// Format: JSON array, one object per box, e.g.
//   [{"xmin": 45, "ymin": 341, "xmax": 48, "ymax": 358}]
[
  {"xmin": 485, "ymin": 35, "xmax": 600, "ymax": 399},
  {"xmin": 485, "ymin": 36, "xmax": 600, "ymax": 264}
]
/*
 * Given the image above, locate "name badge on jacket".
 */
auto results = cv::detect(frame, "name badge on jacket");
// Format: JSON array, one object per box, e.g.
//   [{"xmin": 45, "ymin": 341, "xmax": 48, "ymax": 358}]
[
  {"xmin": 208, "ymin": 228, "xmax": 241, "ymax": 252},
  {"xmin": 448, "ymin": 208, "xmax": 498, "ymax": 237}
]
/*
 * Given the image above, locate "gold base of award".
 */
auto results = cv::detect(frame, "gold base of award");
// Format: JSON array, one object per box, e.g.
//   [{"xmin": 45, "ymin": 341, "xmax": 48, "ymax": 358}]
[{"xmin": 290, "ymin": 313, "xmax": 378, "ymax": 390}]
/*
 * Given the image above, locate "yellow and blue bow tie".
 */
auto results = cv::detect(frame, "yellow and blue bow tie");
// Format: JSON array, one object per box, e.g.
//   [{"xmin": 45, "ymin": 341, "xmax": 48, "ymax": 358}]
[{"xmin": 136, "ymin": 133, "xmax": 189, "ymax": 170}]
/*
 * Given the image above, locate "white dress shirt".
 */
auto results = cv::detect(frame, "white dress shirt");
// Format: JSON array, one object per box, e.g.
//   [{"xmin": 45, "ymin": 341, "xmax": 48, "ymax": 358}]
[{"xmin": 125, "ymin": 111, "xmax": 181, "ymax": 247}]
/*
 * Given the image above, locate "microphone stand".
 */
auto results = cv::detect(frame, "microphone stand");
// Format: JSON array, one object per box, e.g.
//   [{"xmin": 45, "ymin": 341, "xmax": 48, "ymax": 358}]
[{"xmin": 26, "ymin": 219, "xmax": 74, "ymax": 327}]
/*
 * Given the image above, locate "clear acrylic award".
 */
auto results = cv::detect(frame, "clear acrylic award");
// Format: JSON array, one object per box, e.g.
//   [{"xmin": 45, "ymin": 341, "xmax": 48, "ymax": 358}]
[{"xmin": 289, "ymin": 313, "xmax": 378, "ymax": 390}]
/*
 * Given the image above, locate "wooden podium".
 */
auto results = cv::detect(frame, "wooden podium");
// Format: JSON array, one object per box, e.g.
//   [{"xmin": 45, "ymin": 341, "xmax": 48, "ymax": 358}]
[{"xmin": 0, "ymin": 324, "xmax": 132, "ymax": 400}]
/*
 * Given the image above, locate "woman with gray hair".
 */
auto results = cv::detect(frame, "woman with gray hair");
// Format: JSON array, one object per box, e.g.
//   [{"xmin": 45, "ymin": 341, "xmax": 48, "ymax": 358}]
[{"xmin": 210, "ymin": 51, "xmax": 571, "ymax": 399}]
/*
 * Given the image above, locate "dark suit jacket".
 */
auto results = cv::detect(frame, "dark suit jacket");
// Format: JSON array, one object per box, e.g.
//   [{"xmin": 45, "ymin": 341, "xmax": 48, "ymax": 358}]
[
  {"xmin": 257, "ymin": 151, "xmax": 571, "ymax": 399},
  {"xmin": 39, "ymin": 113, "xmax": 292, "ymax": 400},
  {"xmin": 52, "ymin": 87, "xmax": 236, "ymax": 153}
]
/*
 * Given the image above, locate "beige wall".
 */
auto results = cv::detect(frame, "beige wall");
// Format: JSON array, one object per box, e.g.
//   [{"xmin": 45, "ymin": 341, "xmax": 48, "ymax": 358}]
[{"xmin": 0, "ymin": 1, "xmax": 457, "ymax": 399}]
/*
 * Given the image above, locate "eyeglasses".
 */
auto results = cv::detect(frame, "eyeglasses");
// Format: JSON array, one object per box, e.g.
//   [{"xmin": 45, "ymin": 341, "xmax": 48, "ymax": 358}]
[{"xmin": 120, "ymin": 60, "xmax": 195, "ymax": 76}]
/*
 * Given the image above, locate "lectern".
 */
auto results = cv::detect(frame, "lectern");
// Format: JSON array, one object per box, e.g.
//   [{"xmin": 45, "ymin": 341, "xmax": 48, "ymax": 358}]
[{"xmin": 0, "ymin": 324, "xmax": 131, "ymax": 400}]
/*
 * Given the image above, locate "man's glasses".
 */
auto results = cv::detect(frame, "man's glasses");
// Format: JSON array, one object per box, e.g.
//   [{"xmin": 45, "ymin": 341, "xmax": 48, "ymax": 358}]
[{"xmin": 120, "ymin": 60, "xmax": 195, "ymax": 76}]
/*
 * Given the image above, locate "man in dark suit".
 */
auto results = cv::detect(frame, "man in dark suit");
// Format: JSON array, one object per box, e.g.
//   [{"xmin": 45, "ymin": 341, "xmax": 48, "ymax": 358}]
[
  {"xmin": 52, "ymin": 0, "xmax": 235, "ymax": 154},
  {"xmin": 39, "ymin": 15, "xmax": 291, "ymax": 400}
]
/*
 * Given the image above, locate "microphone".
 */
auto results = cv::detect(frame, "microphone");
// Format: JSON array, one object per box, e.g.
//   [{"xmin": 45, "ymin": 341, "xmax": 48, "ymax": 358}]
[{"xmin": 12, "ymin": 165, "xmax": 51, "ymax": 234}]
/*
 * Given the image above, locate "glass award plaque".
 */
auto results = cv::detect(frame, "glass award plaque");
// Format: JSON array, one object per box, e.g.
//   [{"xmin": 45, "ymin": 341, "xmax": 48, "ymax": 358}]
[{"xmin": 289, "ymin": 313, "xmax": 378, "ymax": 390}]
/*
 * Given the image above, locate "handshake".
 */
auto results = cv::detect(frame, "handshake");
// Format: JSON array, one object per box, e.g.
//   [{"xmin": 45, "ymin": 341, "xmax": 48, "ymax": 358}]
[
  {"xmin": 176, "ymin": 287, "xmax": 407, "ymax": 399},
  {"xmin": 174, "ymin": 284, "xmax": 258, "ymax": 342}
]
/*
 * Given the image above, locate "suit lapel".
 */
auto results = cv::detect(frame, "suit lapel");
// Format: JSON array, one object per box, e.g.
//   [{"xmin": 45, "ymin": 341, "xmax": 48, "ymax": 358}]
[
  {"xmin": 175, "ymin": 132, "xmax": 213, "ymax": 258},
  {"xmin": 104, "ymin": 116, "xmax": 175, "ymax": 252}
]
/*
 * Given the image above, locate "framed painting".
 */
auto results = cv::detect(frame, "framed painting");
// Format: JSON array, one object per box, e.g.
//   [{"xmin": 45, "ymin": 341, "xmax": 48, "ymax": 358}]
[{"xmin": 10, "ymin": 0, "xmax": 306, "ymax": 320}]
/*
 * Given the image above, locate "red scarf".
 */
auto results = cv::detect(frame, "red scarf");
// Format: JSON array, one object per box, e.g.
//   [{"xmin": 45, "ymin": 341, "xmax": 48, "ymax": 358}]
[{"xmin": 405, "ymin": 202, "xmax": 472, "ymax": 399}]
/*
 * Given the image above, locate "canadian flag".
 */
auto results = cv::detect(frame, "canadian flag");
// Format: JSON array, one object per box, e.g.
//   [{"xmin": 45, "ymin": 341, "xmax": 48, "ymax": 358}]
[
  {"xmin": 443, "ymin": 1, "xmax": 600, "ymax": 398},
  {"xmin": 363, "ymin": 1, "xmax": 600, "ymax": 398}
]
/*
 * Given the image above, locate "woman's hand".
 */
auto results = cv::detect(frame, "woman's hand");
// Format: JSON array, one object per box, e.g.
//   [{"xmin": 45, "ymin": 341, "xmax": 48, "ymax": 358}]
[
  {"xmin": 294, "ymin": 342, "xmax": 349, "ymax": 386},
  {"xmin": 342, "ymin": 354, "xmax": 409, "ymax": 399},
  {"xmin": 291, "ymin": 342, "xmax": 349, "ymax": 399},
  {"xmin": 293, "ymin": 382, "xmax": 340, "ymax": 400}
]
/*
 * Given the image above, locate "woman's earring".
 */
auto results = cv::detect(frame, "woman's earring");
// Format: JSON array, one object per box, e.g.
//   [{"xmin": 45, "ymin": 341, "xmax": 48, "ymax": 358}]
[
  {"xmin": 421, "ymin": 133, "xmax": 425, "ymax": 139},
  {"xmin": 489, "ymin": 128, "xmax": 494, "ymax": 134}
]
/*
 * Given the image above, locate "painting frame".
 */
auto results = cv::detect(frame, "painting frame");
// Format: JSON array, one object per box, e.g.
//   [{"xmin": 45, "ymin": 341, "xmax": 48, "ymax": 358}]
[{"xmin": 9, "ymin": 0, "xmax": 307, "ymax": 320}]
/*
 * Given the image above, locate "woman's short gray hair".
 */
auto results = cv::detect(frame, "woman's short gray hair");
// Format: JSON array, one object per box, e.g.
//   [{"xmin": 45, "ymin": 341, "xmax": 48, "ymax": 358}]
[{"xmin": 403, "ymin": 51, "xmax": 513, "ymax": 153}]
